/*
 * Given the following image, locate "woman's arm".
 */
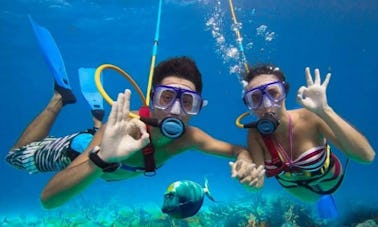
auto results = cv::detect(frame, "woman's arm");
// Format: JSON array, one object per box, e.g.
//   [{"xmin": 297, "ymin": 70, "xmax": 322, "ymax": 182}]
[
  {"xmin": 246, "ymin": 129, "xmax": 266, "ymax": 167},
  {"xmin": 317, "ymin": 107, "xmax": 375, "ymax": 162},
  {"xmin": 243, "ymin": 129, "xmax": 266, "ymax": 188},
  {"xmin": 297, "ymin": 67, "xmax": 375, "ymax": 163}
]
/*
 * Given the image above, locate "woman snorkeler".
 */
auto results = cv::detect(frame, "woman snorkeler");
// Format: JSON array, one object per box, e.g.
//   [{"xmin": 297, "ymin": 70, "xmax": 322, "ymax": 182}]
[{"xmin": 232, "ymin": 64, "xmax": 375, "ymax": 202}]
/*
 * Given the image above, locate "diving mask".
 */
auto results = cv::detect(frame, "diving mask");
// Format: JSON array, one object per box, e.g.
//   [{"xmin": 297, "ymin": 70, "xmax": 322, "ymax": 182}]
[
  {"xmin": 243, "ymin": 81, "xmax": 286, "ymax": 110},
  {"xmin": 151, "ymin": 85, "xmax": 204, "ymax": 115}
]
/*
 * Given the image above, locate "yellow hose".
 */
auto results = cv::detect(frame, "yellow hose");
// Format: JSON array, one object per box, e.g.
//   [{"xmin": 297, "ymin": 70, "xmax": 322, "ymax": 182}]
[
  {"xmin": 145, "ymin": 55, "xmax": 156, "ymax": 106},
  {"xmin": 235, "ymin": 111, "xmax": 250, "ymax": 128},
  {"xmin": 94, "ymin": 64, "xmax": 146, "ymax": 119}
]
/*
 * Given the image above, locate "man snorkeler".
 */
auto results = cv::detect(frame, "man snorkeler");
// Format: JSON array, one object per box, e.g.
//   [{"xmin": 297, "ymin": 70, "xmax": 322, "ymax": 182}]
[{"xmin": 38, "ymin": 56, "xmax": 253, "ymax": 209}]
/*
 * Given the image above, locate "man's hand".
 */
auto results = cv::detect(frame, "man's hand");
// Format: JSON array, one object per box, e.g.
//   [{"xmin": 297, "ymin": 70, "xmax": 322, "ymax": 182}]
[
  {"xmin": 99, "ymin": 89, "xmax": 150, "ymax": 163},
  {"xmin": 229, "ymin": 160, "xmax": 265, "ymax": 189}
]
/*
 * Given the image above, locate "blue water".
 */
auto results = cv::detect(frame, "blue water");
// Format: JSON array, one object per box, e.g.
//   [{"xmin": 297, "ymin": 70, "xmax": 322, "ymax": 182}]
[{"xmin": 1, "ymin": 0, "xmax": 377, "ymax": 225}]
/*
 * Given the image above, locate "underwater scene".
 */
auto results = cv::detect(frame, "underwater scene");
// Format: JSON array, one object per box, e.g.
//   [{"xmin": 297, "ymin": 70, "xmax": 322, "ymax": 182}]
[{"xmin": 1, "ymin": 0, "xmax": 378, "ymax": 226}]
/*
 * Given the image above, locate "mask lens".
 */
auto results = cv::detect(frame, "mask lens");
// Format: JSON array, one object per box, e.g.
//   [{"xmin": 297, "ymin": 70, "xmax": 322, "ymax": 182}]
[
  {"xmin": 181, "ymin": 91, "xmax": 202, "ymax": 115},
  {"xmin": 265, "ymin": 82, "xmax": 285, "ymax": 102},
  {"xmin": 181, "ymin": 93, "xmax": 194, "ymax": 112},
  {"xmin": 153, "ymin": 86, "xmax": 177, "ymax": 110},
  {"xmin": 159, "ymin": 90, "xmax": 176, "ymax": 106},
  {"xmin": 244, "ymin": 89, "xmax": 263, "ymax": 110}
]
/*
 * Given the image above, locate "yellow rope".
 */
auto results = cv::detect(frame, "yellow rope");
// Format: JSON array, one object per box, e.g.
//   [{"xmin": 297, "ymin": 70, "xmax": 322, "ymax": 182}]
[{"xmin": 228, "ymin": 0, "xmax": 249, "ymax": 73}]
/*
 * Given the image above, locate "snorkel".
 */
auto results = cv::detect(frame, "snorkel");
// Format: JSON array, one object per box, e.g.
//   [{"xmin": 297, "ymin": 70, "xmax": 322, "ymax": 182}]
[
  {"xmin": 93, "ymin": 0, "xmax": 186, "ymax": 139},
  {"xmin": 94, "ymin": 64, "xmax": 187, "ymax": 139},
  {"xmin": 228, "ymin": 0, "xmax": 278, "ymax": 136},
  {"xmin": 138, "ymin": 106, "xmax": 186, "ymax": 139},
  {"xmin": 238, "ymin": 112, "xmax": 280, "ymax": 135},
  {"xmin": 136, "ymin": 116, "xmax": 185, "ymax": 139},
  {"xmin": 253, "ymin": 95, "xmax": 281, "ymax": 135},
  {"xmin": 159, "ymin": 117, "xmax": 185, "ymax": 138},
  {"xmin": 236, "ymin": 106, "xmax": 281, "ymax": 136}
]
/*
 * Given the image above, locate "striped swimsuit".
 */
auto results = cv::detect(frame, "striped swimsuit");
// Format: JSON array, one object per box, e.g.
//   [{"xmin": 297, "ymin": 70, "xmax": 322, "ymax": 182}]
[
  {"xmin": 262, "ymin": 114, "xmax": 343, "ymax": 194},
  {"xmin": 5, "ymin": 129, "xmax": 96, "ymax": 174},
  {"xmin": 264, "ymin": 143, "xmax": 329, "ymax": 177}
]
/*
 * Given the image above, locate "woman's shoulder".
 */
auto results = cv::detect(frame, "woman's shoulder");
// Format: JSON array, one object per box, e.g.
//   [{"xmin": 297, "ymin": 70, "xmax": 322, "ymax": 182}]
[
  {"xmin": 290, "ymin": 108, "xmax": 316, "ymax": 118},
  {"xmin": 290, "ymin": 108, "xmax": 323, "ymax": 126}
]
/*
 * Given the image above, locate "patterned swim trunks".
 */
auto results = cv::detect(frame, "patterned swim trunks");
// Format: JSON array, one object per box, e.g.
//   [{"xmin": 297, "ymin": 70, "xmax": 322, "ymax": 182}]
[{"xmin": 5, "ymin": 131, "xmax": 94, "ymax": 174}]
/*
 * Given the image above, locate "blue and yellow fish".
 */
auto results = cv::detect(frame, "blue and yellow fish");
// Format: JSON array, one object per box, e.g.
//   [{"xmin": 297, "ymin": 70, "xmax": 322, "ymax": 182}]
[{"xmin": 161, "ymin": 179, "xmax": 215, "ymax": 219}]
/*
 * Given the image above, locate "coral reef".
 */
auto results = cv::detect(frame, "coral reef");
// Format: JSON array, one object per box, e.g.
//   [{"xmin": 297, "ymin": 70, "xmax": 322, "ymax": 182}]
[{"xmin": 1, "ymin": 194, "xmax": 377, "ymax": 226}]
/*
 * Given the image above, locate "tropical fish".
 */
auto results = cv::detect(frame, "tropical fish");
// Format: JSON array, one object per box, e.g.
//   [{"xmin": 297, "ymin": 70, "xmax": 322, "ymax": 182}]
[{"xmin": 161, "ymin": 179, "xmax": 215, "ymax": 219}]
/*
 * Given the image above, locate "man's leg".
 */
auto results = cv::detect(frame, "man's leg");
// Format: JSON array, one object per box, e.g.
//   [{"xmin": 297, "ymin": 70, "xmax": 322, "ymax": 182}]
[{"xmin": 12, "ymin": 92, "xmax": 71, "ymax": 149}]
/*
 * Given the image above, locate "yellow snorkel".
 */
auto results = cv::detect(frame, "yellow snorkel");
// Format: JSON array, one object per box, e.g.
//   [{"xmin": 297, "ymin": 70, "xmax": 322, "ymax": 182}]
[
  {"xmin": 93, "ymin": 0, "xmax": 185, "ymax": 139},
  {"xmin": 94, "ymin": 64, "xmax": 146, "ymax": 119},
  {"xmin": 94, "ymin": 0, "xmax": 163, "ymax": 119},
  {"xmin": 228, "ymin": 0, "xmax": 279, "ymax": 135},
  {"xmin": 228, "ymin": 0, "xmax": 253, "ymax": 129},
  {"xmin": 235, "ymin": 112, "xmax": 250, "ymax": 128},
  {"xmin": 228, "ymin": 0, "xmax": 249, "ymax": 75}
]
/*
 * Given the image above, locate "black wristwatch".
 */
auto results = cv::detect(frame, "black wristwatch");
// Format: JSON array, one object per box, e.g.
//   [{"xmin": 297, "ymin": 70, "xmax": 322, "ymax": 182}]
[{"xmin": 88, "ymin": 146, "xmax": 120, "ymax": 172}]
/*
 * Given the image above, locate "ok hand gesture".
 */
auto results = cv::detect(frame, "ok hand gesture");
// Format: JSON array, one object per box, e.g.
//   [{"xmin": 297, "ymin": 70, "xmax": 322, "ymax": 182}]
[
  {"xmin": 297, "ymin": 67, "xmax": 331, "ymax": 114},
  {"xmin": 100, "ymin": 89, "xmax": 150, "ymax": 163}
]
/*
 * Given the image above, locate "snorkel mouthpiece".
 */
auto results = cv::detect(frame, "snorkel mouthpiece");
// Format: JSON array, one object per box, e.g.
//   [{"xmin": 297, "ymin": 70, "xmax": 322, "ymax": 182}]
[
  {"xmin": 140, "ymin": 116, "xmax": 185, "ymax": 139},
  {"xmin": 256, "ymin": 113, "xmax": 279, "ymax": 135},
  {"xmin": 243, "ymin": 112, "xmax": 279, "ymax": 135},
  {"xmin": 160, "ymin": 117, "xmax": 185, "ymax": 139}
]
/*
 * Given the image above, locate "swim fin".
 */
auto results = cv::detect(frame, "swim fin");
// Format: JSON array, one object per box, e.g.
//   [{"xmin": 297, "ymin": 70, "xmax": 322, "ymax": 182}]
[
  {"xmin": 317, "ymin": 194, "xmax": 339, "ymax": 219},
  {"xmin": 29, "ymin": 15, "xmax": 76, "ymax": 105},
  {"xmin": 78, "ymin": 67, "xmax": 105, "ymax": 121}
]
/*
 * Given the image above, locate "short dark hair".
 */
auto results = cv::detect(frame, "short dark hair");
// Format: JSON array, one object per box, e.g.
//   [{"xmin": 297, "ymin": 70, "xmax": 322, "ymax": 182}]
[
  {"xmin": 152, "ymin": 56, "xmax": 203, "ymax": 94},
  {"xmin": 244, "ymin": 63, "xmax": 290, "ymax": 93}
]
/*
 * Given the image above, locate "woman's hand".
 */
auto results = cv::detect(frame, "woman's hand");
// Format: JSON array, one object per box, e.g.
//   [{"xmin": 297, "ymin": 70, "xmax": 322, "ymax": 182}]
[
  {"xmin": 297, "ymin": 67, "xmax": 331, "ymax": 114},
  {"xmin": 99, "ymin": 89, "xmax": 150, "ymax": 163},
  {"xmin": 229, "ymin": 160, "xmax": 265, "ymax": 189}
]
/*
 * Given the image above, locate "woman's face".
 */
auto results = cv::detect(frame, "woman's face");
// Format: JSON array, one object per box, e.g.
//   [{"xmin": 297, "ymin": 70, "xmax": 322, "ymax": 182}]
[{"xmin": 245, "ymin": 74, "xmax": 286, "ymax": 117}]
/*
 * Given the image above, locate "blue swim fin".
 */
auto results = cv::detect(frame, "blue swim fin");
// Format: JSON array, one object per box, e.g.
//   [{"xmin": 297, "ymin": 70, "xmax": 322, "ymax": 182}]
[
  {"xmin": 317, "ymin": 194, "xmax": 339, "ymax": 219},
  {"xmin": 29, "ymin": 15, "xmax": 76, "ymax": 105},
  {"xmin": 29, "ymin": 15, "xmax": 71, "ymax": 89},
  {"xmin": 78, "ymin": 67, "xmax": 104, "ymax": 121}
]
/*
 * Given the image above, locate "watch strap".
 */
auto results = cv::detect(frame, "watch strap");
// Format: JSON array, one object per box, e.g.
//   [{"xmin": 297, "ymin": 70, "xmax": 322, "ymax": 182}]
[{"xmin": 88, "ymin": 146, "xmax": 120, "ymax": 172}]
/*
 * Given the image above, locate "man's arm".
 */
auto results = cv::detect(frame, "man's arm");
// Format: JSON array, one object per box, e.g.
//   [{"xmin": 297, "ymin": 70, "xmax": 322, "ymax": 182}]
[
  {"xmin": 40, "ymin": 128, "xmax": 104, "ymax": 209},
  {"xmin": 41, "ymin": 90, "xmax": 150, "ymax": 209},
  {"xmin": 187, "ymin": 126, "xmax": 247, "ymax": 158},
  {"xmin": 186, "ymin": 126, "xmax": 262, "ymax": 185}
]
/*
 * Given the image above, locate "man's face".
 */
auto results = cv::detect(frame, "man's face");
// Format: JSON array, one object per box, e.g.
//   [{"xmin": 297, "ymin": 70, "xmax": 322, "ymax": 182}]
[{"xmin": 151, "ymin": 76, "xmax": 198, "ymax": 126}]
